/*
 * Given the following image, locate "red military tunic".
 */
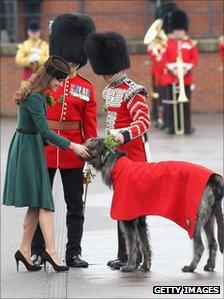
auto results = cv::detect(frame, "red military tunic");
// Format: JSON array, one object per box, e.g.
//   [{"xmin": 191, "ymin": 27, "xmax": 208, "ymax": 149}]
[
  {"xmin": 219, "ymin": 36, "xmax": 224, "ymax": 62},
  {"xmin": 147, "ymin": 48, "xmax": 158, "ymax": 78},
  {"xmin": 45, "ymin": 73, "xmax": 97, "ymax": 169},
  {"xmin": 110, "ymin": 156, "xmax": 216, "ymax": 238},
  {"xmin": 148, "ymin": 46, "xmax": 167, "ymax": 87},
  {"xmin": 164, "ymin": 37, "xmax": 198, "ymax": 85},
  {"xmin": 103, "ymin": 73, "xmax": 151, "ymax": 162}
]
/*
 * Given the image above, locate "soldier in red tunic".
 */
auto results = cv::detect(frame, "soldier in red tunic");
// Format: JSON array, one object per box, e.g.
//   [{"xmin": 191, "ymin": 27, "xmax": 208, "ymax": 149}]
[
  {"xmin": 218, "ymin": 36, "xmax": 224, "ymax": 61},
  {"xmin": 85, "ymin": 31, "xmax": 151, "ymax": 269},
  {"xmin": 31, "ymin": 14, "xmax": 97, "ymax": 268},
  {"xmin": 163, "ymin": 10, "xmax": 198, "ymax": 134},
  {"xmin": 147, "ymin": 1, "xmax": 178, "ymax": 129}
]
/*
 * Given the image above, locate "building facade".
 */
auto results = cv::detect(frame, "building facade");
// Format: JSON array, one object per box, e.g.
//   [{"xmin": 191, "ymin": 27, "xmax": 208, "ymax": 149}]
[{"xmin": 1, "ymin": 0, "xmax": 223, "ymax": 116}]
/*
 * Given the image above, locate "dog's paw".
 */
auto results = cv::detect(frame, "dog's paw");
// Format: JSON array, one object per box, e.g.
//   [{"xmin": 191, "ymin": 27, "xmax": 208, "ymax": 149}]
[
  {"xmin": 204, "ymin": 264, "xmax": 215, "ymax": 272},
  {"xmin": 181, "ymin": 265, "xmax": 195, "ymax": 272},
  {"xmin": 139, "ymin": 264, "xmax": 151, "ymax": 272},
  {"xmin": 120, "ymin": 265, "xmax": 136, "ymax": 272}
]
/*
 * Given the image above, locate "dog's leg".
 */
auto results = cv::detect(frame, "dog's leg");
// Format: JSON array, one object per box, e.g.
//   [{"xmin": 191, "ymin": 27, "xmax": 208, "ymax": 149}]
[
  {"xmin": 119, "ymin": 220, "xmax": 139, "ymax": 272},
  {"xmin": 203, "ymin": 215, "xmax": 218, "ymax": 271},
  {"xmin": 182, "ymin": 226, "xmax": 204, "ymax": 272},
  {"xmin": 137, "ymin": 217, "xmax": 152, "ymax": 272}
]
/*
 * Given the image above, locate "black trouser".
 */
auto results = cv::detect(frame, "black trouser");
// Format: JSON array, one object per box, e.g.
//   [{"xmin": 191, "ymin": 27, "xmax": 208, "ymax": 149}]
[
  {"xmin": 151, "ymin": 75, "xmax": 159, "ymax": 121},
  {"xmin": 157, "ymin": 86, "xmax": 166, "ymax": 126},
  {"xmin": 164, "ymin": 84, "xmax": 192, "ymax": 133},
  {"xmin": 31, "ymin": 168, "xmax": 84, "ymax": 260}
]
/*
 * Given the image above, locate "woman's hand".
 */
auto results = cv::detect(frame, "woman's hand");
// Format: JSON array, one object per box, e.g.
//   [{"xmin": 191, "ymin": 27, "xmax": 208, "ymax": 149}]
[{"xmin": 69, "ymin": 142, "xmax": 90, "ymax": 159}]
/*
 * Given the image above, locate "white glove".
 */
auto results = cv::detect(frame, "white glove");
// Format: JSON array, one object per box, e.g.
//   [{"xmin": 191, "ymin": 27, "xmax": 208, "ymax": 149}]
[
  {"xmin": 29, "ymin": 52, "xmax": 40, "ymax": 63},
  {"xmin": 167, "ymin": 62, "xmax": 177, "ymax": 71},
  {"xmin": 183, "ymin": 63, "xmax": 193, "ymax": 72}
]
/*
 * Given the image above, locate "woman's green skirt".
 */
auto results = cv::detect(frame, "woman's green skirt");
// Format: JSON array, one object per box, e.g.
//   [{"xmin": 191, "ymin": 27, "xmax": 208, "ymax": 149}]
[{"xmin": 3, "ymin": 131, "xmax": 54, "ymax": 211}]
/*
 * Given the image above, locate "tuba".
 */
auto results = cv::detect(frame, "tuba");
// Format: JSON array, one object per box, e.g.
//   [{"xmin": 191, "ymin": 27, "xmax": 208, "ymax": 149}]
[
  {"xmin": 143, "ymin": 19, "xmax": 168, "ymax": 54},
  {"xmin": 143, "ymin": 19, "xmax": 167, "ymax": 100}
]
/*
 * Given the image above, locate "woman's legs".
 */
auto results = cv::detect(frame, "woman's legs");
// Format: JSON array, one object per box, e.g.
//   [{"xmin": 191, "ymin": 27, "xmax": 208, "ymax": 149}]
[
  {"xmin": 19, "ymin": 208, "xmax": 39, "ymax": 264},
  {"xmin": 39, "ymin": 208, "xmax": 61, "ymax": 265}
]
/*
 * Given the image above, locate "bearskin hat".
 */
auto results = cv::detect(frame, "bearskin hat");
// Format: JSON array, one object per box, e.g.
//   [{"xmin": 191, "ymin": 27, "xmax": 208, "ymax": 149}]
[
  {"xmin": 49, "ymin": 13, "xmax": 96, "ymax": 68},
  {"xmin": 155, "ymin": 1, "xmax": 178, "ymax": 34},
  {"xmin": 28, "ymin": 19, "xmax": 40, "ymax": 32},
  {"xmin": 170, "ymin": 10, "xmax": 189, "ymax": 32},
  {"xmin": 84, "ymin": 31, "xmax": 130, "ymax": 75}
]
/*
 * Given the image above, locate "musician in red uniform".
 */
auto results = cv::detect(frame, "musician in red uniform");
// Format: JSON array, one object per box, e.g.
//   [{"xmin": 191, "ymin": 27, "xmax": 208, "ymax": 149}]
[
  {"xmin": 31, "ymin": 14, "xmax": 97, "ymax": 268},
  {"xmin": 151, "ymin": 1, "xmax": 178, "ymax": 129},
  {"xmin": 85, "ymin": 31, "xmax": 151, "ymax": 269},
  {"xmin": 163, "ymin": 9, "xmax": 198, "ymax": 134},
  {"xmin": 148, "ymin": 41, "xmax": 167, "ymax": 129},
  {"xmin": 218, "ymin": 36, "xmax": 224, "ymax": 61}
]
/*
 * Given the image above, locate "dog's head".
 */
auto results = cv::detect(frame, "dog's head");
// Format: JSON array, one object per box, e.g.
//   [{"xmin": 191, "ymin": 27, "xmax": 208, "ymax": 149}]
[{"xmin": 84, "ymin": 138, "xmax": 108, "ymax": 171}]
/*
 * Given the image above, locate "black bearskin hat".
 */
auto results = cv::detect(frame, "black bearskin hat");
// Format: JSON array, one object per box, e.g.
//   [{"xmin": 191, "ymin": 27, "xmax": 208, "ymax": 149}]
[
  {"xmin": 155, "ymin": 1, "xmax": 178, "ymax": 34},
  {"xmin": 170, "ymin": 10, "xmax": 189, "ymax": 32},
  {"xmin": 84, "ymin": 31, "xmax": 130, "ymax": 75},
  {"xmin": 28, "ymin": 19, "xmax": 40, "ymax": 32},
  {"xmin": 49, "ymin": 13, "xmax": 96, "ymax": 68}
]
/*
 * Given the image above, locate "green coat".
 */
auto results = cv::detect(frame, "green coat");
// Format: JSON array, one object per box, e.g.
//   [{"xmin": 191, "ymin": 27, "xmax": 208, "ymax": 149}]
[{"xmin": 3, "ymin": 92, "xmax": 70, "ymax": 211}]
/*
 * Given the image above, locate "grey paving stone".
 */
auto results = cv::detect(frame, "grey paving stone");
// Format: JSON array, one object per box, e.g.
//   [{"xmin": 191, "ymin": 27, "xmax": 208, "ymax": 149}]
[{"xmin": 1, "ymin": 115, "xmax": 223, "ymax": 299}]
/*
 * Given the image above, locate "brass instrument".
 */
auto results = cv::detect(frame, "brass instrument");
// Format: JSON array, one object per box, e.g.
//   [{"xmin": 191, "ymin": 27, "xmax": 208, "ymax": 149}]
[
  {"xmin": 163, "ymin": 41, "xmax": 189, "ymax": 135},
  {"xmin": 143, "ymin": 19, "xmax": 168, "ymax": 55}
]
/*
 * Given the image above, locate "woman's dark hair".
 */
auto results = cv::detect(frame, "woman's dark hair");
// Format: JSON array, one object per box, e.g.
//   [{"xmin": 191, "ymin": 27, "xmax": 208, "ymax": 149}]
[{"xmin": 14, "ymin": 66, "xmax": 52, "ymax": 105}]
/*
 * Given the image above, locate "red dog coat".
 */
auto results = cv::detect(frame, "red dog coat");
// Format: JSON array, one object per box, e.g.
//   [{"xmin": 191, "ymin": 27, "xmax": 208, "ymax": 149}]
[{"xmin": 110, "ymin": 157, "xmax": 215, "ymax": 238}]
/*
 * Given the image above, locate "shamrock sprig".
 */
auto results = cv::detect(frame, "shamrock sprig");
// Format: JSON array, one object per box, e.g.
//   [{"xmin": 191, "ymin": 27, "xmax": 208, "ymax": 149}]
[
  {"xmin": 58, "ymin": 95, "xmax": 64, "ymax": 104},
  {"xmin": 104, "ymin": 134, "xmax": 117, "ymax": 153},
  {"xmin": 46, "ymin": 95, "xmax": 55, "ymax": 106},
  {"xmin": 102, "ymin": 103, "xmax": 108, "ymax": 113}
]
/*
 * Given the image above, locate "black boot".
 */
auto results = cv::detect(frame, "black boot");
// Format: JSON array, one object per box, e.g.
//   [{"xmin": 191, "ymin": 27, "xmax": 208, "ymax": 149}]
[
  {"xmin": 66, "ymin": 254, "xmax": 89, "ymax": 268},
  {"xmin": 108, "ymin": 259, "xmax": 127, "ymax": 270}
]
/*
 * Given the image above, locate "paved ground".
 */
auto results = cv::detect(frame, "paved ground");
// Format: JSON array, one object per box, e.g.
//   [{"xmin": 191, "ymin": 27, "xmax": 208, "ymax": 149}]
[{"xmin": 1, "ymin": 115, "xmax": 223, "ymax": 299}]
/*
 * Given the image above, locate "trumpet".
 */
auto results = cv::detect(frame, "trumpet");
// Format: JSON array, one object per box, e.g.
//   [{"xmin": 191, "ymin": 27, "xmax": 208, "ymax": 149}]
[{"xmin": 173, "ymin": 42, "xmax": 189, "ymax": 135}]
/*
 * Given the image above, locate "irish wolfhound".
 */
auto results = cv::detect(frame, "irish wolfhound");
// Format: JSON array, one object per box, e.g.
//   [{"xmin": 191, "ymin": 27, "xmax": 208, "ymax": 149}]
[{"xmin": 85, "ymin": 138, "xmax": 224, "ymax": 273}]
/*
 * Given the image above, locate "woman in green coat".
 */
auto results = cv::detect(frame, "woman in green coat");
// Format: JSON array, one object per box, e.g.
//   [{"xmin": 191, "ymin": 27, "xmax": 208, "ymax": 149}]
[{"xmin": 3, "ymin": 56, "xmax": 90, "ymax": 272}]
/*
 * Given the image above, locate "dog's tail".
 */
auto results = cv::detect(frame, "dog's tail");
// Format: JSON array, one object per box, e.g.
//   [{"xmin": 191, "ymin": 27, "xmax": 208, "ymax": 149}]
[{"xmin": 209, "ymin": 174, "xmax": 224, "ymax": 253}]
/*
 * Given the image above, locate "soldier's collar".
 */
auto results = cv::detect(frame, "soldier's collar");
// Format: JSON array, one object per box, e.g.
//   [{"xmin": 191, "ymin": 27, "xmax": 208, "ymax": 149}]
[{"xmin": 107, "ymin": 71, "xmax": 127, "ymax": 87}]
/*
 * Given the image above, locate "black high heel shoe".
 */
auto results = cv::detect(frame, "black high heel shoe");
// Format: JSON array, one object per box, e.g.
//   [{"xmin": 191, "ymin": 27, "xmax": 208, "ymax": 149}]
[
  {"xmin": 14, "ymin": 250, "xmax": 42, "ymax": 272},
  {"xmin": 42, "ymin": 251, "xmax": 69, "ymax": 272}
]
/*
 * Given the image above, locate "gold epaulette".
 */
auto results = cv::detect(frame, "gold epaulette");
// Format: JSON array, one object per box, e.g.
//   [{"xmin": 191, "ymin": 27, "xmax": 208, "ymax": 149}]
[{"xmin": 77, "ymin": 73, "xmax": 93, "ymax": 85}]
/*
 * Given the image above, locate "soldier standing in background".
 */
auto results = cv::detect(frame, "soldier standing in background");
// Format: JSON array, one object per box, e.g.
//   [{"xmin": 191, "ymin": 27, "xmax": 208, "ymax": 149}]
[
  {"xmin": 147, "ymin": 24, "xmax": 167, "ymax": 129},
  {"xmin": 163, "ymin": 9, "xmax": 198, "ymax": 135},
  {"xmin": 31, "ymin": 14, "xmax": 97, "ymax": 268},
  {"xmin": 154, "ymin": 1, "xmax": 178, "ymax": 130},
  {"xmin": 15, "ymin": 20, "xmax": 48, "ymax": 87},
  {"xmin": 218, "ymin": 36, "xmax": 224, "ymax": 61}
]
